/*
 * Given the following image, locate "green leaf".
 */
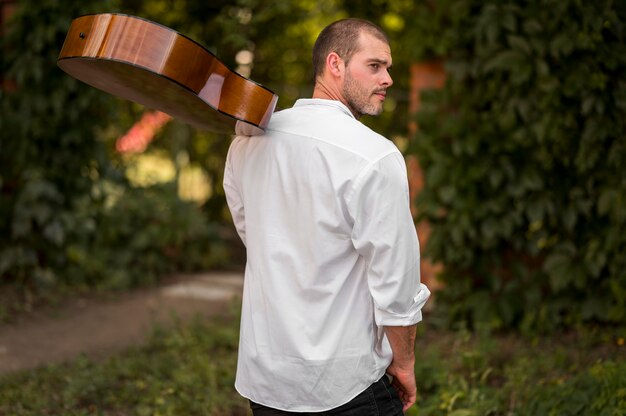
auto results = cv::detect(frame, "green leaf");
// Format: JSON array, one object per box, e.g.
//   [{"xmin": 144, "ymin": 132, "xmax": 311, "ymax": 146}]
[
  {"xmin": 581, "ymin": 95, "xmax": 595, "ymax": 115},
  {"xmin": 543, "ymin": 253, "xmax": 574, "ymax": 290},
  {"xmin": 489, "ymin": 169, "xmax": 504, "ymax": 188},
  {"xmin": 483, "ymin": 50, "xmax": 527, "ymax": 73},
  {"xmin": 550, "ymin": 33, "xmax": 575, "ymax": 57},
  {"xmin": 581, "ymin": 296, "xmax": 608, "ymax": 319},
  {"xmin": 43, "ymin": 220, "xmax": 65, "ymax": 246},
  {"xmin": 562, "ymin": 207, "xmax": 577, "ymax": 231},
  {"xmin": 439, "ymin": 186, "xmax": 457, "ymax": 203},
  {"xmin": 426, "ymin": 164, "xmax": 449, "ymax": 187},
  {"xmin": 521, "ymin": 170, "xmax": 543, "ymax": 191},
  {"xmin": 523, "ymin": 19, "xmax": 543, "ymax": 34},
  {"xmin": 480, "ymin": 217, "xmax": 499, "ymax": 242},
  {"xmin": 0, "ymin": 249, "xmax": 16, "ymax": 275},
  {"xmin": 508, "ymin": 35, "xmax": 531, "ymax": 54},
  {"xmin": 597, "ymin": 189, "xmax": 616, "ymax": 216}
]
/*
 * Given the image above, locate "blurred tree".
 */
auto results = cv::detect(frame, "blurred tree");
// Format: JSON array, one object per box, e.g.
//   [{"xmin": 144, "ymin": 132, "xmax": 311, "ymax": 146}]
[
  {"xmin": 0, "ymin": 0, "xmax": 121, "ymax": 289},
  {"xmin": 0, "ymin": 0, "xmax": 230, "ymax": 295}
]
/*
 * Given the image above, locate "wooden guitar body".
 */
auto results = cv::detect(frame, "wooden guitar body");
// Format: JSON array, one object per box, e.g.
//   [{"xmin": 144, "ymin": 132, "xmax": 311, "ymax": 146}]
[{"xmin": 57, "ymin": 13, "xmax": 278, "ymax": 133}]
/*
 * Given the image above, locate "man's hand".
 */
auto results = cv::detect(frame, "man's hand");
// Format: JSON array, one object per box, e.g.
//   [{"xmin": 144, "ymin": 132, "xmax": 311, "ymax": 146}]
[
  {"xmin": 384, "ymin": 324, "xmax": 418, "ymax": 412},
  {"xmin": 386, "ymin": 359, "xmax": 417, "ymax": 411}
]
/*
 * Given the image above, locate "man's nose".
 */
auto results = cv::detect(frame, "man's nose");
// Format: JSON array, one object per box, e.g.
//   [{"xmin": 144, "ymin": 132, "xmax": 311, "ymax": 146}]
[{"xmin": 382, "ymin": 70, "xmax": 393, "ymax": 87}]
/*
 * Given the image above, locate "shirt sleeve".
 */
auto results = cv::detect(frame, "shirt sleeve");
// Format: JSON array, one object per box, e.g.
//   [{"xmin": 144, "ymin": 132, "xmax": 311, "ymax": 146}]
[
  {"xmin": 348, "ymin": 152, "xmax": 430, "ymax": 327},
  {"xmin": 223, "ymin": 137, "xmax": 247, "ymax": 246}
]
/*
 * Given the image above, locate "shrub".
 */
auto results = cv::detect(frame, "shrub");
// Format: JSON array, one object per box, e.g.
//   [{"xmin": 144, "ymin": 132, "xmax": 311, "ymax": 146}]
[
  {"xmin": 0, "ymin": 0, "xmax": 119, "ymax": 289},
  {"xmin": 63, "ymin": 181, "xmax": 230, "ymax": 289},
  {"xmin": 408, "ymin": 0, "xmax": 626, "ymax": 330},
  {"xmin": 0, "ymin": 0, "xmax": 233, "ymax": 296}
]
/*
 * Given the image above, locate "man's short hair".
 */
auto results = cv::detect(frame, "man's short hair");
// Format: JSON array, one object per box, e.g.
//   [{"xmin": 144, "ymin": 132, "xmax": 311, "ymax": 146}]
[{"xmin": 312, "ymin": 18, "xmax": 389, "ymax": 80}]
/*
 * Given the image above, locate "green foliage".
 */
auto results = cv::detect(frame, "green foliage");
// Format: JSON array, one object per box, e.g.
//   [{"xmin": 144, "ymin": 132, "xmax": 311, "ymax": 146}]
[
  {"xmin": 1, "ymin": 311, "xmax": 624, "ymax": 415},
  {"xmin": 408, "ymin": 0, "xmax": 626, "ymax": 330},
  {"xmin": 0, "ymin": 0, "xmax": 119, "ymax": 288},
  {"xmin": 9, "ymin": 0, "xmax": 624, "ymax": 335},
  {"xmin": 0, "ymin": 0, "xmax": 234, "ymax": 299},
  {"xmin": 410, "ymin": 325, "xmax": 626, "ymax": 415},
  {"xmin": 63, "ymin": 182, "xmax": 229, "ymax": 289},
  {"xmin": 520, "ymin": 360, "xmax": 626, "ymax": 415},
  {"xmin": 0, "ymin": 311, "xmax": 246, "ymax": 415}
]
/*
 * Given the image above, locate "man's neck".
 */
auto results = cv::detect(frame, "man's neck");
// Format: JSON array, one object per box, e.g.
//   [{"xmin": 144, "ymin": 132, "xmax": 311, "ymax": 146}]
[{"xmin": 312, "ymin": 81, "xmax": 361, "ymax": 120}]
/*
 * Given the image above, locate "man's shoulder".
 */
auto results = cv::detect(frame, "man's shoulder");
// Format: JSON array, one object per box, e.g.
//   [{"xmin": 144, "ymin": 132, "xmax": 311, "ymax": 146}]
[{"xmin": 268, "ymin": 104, "xmax": 399, "ymax": 163}]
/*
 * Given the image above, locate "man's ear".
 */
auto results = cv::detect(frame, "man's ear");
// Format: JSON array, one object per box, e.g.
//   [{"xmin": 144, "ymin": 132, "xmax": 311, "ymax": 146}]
[{"xmin": 326, "ymin": 52, "xmax": 344, "ymax": 77}]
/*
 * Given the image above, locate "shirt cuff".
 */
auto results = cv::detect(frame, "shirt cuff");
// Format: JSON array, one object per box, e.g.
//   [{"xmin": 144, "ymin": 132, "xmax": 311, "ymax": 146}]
[{"xmin": 375, "ymin": 283, "xmax": 431, "ymax": 327}]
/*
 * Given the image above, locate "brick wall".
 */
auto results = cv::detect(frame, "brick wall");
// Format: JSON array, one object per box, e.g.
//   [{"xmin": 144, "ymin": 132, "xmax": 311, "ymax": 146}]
[{"xmin": 408, "ymin": 60, "xmax": 446, "ymax": 293}]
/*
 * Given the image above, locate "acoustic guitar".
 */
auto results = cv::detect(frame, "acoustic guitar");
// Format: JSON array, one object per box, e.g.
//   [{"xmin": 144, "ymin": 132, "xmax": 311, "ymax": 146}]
[{"xmin": 57, "ymin": 13, "xmax": 278, "ymax": 134}]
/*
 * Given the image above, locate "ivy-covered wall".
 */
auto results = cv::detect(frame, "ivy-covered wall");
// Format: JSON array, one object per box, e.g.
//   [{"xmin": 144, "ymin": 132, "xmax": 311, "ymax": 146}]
[
  {"xmin": 3, "ymin": 0, "xmax": 624, "ymax": 332},
  {"xmin": 408, "ymin": 0, "xmax": 626, "ymax": 330}
]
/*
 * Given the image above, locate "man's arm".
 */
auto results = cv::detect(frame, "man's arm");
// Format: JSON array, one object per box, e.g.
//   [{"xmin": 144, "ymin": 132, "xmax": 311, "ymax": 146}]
[
  {"xmin": 348, "ymin": 153, "xmax": 429, "ymax": 411},
  {"xmin": 385, "ymin": 324, "xmax": 417, "ymax": 412},
  {"xmin": 223, "ymin": 137, "xmax": 247, "ymax": 246}
]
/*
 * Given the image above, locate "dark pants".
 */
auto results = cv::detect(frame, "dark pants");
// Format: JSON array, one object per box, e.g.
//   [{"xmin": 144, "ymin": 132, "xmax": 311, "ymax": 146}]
[{"xmin": 249, "ymin": 375, "xmax": 404, "ymax": 415}]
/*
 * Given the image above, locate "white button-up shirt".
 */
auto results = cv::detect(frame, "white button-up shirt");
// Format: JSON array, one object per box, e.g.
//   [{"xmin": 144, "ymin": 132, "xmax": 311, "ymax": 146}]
[{"xmin": 223, "ymin": 99, "xmax": 430, "ymax": 412}]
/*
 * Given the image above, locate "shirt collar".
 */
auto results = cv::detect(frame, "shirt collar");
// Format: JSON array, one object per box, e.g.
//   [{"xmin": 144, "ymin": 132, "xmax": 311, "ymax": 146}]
[{"xmin": 293, "ymin": 98, "xmax": 356, "ymax": 120}]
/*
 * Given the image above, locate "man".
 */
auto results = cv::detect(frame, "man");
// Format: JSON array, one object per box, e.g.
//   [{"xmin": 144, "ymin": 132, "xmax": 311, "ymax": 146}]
[{"xmin": 223, "ymin": 18, "xmax": 430, "ymax": 415}]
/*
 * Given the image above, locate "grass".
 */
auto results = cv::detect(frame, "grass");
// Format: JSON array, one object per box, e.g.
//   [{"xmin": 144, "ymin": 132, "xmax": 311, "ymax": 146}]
[
  {"xmin": 0, "ymin": 303, "xmax": 624, "ymax": 415},
  {"xmin": 0, "ymin": 306, "xmax": 247, "ymax": 416},
  {"xmin": 410, "ymin": 324, "xmax": 626, "ymax": 415}
]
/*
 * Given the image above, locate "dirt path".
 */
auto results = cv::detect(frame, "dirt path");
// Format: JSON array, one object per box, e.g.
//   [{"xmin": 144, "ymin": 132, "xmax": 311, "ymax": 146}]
[{"xmin": 0, "ymin": 272, "xmax": 243, "ymax": 375}]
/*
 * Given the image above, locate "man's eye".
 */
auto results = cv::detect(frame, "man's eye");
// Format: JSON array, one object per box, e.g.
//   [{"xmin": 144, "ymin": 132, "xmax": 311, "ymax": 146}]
[{"xmin": 370, "ymin": 64, "xmax": 379, "ymax": 70}]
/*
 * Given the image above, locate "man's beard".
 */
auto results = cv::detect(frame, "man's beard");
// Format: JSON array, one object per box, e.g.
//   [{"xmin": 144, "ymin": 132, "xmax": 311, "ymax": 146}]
[{"xmin": 342, "ymin": 70, "xmax": 383, "ymax": 118}]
